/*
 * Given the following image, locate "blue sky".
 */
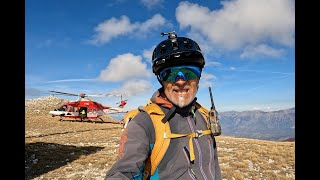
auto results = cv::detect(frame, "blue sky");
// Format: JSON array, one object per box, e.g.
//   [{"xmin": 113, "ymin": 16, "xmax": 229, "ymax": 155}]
[{"xmin": 25, "ymin": 0, "xmax": 295, "ymax": 112}]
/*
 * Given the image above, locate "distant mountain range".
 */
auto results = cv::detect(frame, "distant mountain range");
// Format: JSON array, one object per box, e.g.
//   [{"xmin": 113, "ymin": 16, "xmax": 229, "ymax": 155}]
[{"xmin": 218, "ymin": 108, "xmax": 295, "ymax": 141}]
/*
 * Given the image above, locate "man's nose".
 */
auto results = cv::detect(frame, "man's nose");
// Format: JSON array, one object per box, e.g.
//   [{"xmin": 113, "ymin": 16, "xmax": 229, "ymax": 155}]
[
  {"xmin": 174, "ymin": 78, "xmax": 187, "ymax": 85},
  {"xmin": 175, "ymin": 71, "xmax": 186, "ymax": 81}
]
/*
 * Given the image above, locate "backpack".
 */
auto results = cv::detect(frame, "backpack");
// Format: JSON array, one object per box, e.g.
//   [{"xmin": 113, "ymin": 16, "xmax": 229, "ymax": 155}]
[{"xmin": 121, "ymin": 101, "xmax": 217, "ymax": 179}]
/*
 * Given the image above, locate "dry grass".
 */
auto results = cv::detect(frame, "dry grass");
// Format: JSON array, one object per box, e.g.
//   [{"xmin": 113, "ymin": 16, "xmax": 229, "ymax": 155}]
[
  {"xmin": 25, "ymin": 97, "xmax": 295, "ymax": 179},
  {"xmin": 25, "ymin": 113, "xmax": 124, "ymax": 180},
  {"xmin": 216, "ymin": 136, "xmax": 295, "ymax": 180}
]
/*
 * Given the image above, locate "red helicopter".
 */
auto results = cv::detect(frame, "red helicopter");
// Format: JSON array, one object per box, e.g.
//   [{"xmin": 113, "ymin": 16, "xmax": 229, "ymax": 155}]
[{"xmin": 48, "ymin": 90, "xmax": 128, "ymax": 122}]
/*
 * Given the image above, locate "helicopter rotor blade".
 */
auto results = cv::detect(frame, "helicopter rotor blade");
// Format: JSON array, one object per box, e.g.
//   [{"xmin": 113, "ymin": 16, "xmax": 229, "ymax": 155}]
[
  {"xmin": 86, "ymin": 93, "xmax": 123, "ymax": 98},
  {"xmin": 49, "ymin": 90, "xmax": 79, "ymax": 96},
  {"xmin": 49, "ymin": 90, "xmax": 123, "ymax": 99}
]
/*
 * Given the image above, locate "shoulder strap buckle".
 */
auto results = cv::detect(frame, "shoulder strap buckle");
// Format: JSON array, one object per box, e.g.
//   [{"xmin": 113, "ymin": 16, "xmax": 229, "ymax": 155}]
[{"xmin": 195, "ymin": 130, "xmax": 204, "ymax": 138}]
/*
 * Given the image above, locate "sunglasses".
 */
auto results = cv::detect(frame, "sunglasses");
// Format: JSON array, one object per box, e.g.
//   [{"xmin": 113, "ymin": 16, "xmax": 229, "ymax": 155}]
[{"xmin": 158, "ymin": 65, "xmax": 201, "ymax": 82}]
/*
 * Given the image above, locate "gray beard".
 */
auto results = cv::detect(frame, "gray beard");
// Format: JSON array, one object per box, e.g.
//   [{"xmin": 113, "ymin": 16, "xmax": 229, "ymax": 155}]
[{"xmin": 167, "ymin": 89, "xmax": 198, "ymax": 108}]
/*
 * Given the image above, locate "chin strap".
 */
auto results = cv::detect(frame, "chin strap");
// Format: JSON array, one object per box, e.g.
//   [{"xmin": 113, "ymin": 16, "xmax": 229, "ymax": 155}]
[{"xmin": 157, "ymin": 76, "xmax": 164, "ymax": 87}]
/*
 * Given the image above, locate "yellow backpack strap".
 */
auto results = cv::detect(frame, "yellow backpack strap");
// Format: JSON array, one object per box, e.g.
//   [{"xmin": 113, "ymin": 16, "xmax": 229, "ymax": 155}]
[
  {"xmin": 143, "ymin": 103, "xmax": 171, "ymax": 178},
  {"xmin": 163, "ymin": 102, "xmax": 211, "ymax": 161},
  {"xmin": 122, "ymin": 109, "xmax": 140, "ymax": 128},
  {"xmin": 165, "ymin": 129, "xmax": 211, "ymax": 162},
  {"xmin": 195, "ymin": 102, "xmax": 210, "ymax": 129},
  {"xmin": 146, "ymin": 99, "xmax": 152, "ymax": 105},
  {"xmin": 143, "ymin": 102, "xmax": 212, "ymax": 178},
  {"xmin": 195, "ymin": 102, "xmax": 217, "ymax": 149},
  {"xmin": 122, "ymin": 99, "xmax": 152, "ymax": 129}
]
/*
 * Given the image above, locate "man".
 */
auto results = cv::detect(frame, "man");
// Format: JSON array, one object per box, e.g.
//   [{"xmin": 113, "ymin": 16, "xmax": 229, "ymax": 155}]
[
  {"xmin": 105, "ymin": 32, "xmax": 222, "ymax": 180},
  {"xmin": 80, "ymin": 108, "xmax": 86, "ymax": 121}
]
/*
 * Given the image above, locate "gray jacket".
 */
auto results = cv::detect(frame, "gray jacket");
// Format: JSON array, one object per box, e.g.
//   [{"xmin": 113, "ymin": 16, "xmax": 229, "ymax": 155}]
[{"xmin": 105, "ymin": 90, "xmax": 222, "ymax": 180}]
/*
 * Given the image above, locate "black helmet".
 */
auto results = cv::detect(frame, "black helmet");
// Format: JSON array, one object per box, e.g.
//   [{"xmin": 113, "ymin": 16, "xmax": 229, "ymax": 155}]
[{"xmin": 152, "ymin": 31, "xmax": 205, "ymax": 75}]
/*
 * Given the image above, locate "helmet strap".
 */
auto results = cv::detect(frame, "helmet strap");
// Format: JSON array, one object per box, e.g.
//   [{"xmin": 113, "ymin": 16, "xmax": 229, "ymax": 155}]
[{"xmin": 157, "ymin": 76, "xmax": 164, "ymax": 87}]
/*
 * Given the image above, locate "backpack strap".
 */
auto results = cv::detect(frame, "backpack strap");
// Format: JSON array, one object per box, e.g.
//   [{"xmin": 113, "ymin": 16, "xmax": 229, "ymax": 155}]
[
  {"xmin": 122, "ymin": 109, "xmax": 140, "ymax": 129},
  {"xmin": 195, "ymin": 102, "xmax": 217, "ymax": 149},
  {"xmin": 164, "ymin": 129, "xmax": 212, "ymax": 163},
  {"xmin": 142, "ymin": 102, "xmax": 215, "ymax": 178},
  {"xmin": 195, "ymin": 102, "xmax": 209, "ymax": 127},
  {"xmin": 143, "ymin": 103, "xmax": 171, "ymax": 178}
]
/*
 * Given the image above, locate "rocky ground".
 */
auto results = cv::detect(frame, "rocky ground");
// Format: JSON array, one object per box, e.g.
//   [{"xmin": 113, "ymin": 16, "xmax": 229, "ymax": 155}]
[{"xmin": 25, "ymin": 96, "xmax": 295, "ymax": 180}]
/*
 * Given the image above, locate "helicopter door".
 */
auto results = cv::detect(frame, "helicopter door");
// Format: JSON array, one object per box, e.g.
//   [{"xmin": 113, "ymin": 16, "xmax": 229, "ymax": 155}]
[{"xmin": 79, "ymin": 107, "xmax": 87, "ymax": 118}]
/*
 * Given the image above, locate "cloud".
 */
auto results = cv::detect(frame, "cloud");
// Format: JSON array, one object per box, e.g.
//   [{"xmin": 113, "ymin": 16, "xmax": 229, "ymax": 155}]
[
  {"xmin": 107, "ymin": 0, "xmax": 126, "ymax": 7},
  {"xmin": 89, "ymin": 14, "xmax": 166, "ymax": 45},
  {"xmin": 143, "ymin": 45, "xmax": 156, "ymax": 65},
  {"xmin": 139, "ymin": 14, "xmax": 166, "ymax": 33},
  {"xmin": 240, "ymin": 44, "xmax": 286, "ymax": 59},
  {"xmin": 199, "ymin": 72, "xmax": 217, "ymax": 88},
  {"xmin": 89, "ymin": 16, "xmax": 135, "ymax": 45},
  {"xmin": 217, "ymin": 67, "xmax": 294, "ymax": 75},
  {"xmin": 99, "ymin": 53, "xmax": 152, "ymax": 81},
  {"xmin": 44, "ymin": 79, "xmax": 97, "ymax": 83},
  {"xmin": 140, "ymin": 0, "xmax": 164, "ymax": 9},
  {"xmin": 35, "ymin": 37, "xmax": 71, "ymax": 49},
  {"xmin": 205, "ymin": 61, "xmax": 221, "ymax": 66},
  {"xmin": 87, "ymin": 63, "xmax": 94, "ymax": 70},
  {"xmin": 221, "ymin": 103, "xmax": 292, "ymax": 112},
  {"xmin": 114, "ymin": 80, "xmax": 152, "ymax": 96},
  {"xmin": 176, "ymin": 0, "xmax": 295, "ymax": 51},
  {"xmin": 36, "ymin": 39, "xmax": 53, "ymax": 48}
]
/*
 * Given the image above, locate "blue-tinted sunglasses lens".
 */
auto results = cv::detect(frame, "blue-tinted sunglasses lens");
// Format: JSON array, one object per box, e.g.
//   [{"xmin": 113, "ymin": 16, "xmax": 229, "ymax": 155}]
[{"xmin": 159, "ymin": 66, "xmax": 201, "ymax": 82}]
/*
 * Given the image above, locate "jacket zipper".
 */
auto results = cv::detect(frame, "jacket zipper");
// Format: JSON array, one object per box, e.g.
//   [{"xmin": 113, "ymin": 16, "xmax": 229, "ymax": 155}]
[
  {"xmin": 187, "ymin": 116, "xmax": 208, "ymax": 180},
  {"xmin": 183, "ymin": 147, "xmax": 197, "ymax": 180},
  {"xmin": 189, "ymin": 167, "xmax": 197, "ymax": 180},
  {"xmin": 208, "ymin": 138, "xmax": 215, "ymax": 180}
]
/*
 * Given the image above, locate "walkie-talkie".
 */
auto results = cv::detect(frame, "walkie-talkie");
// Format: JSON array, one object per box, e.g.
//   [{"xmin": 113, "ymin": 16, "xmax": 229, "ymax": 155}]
[{"xmin": 208, "ymin": 87, "xmax": 221, "ymax": 136}]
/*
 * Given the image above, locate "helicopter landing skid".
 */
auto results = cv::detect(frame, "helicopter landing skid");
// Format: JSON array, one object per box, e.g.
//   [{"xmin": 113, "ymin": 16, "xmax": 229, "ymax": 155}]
[{"xmin": 58, "ymin": 116, "xmax": 64, "ymax": 121}]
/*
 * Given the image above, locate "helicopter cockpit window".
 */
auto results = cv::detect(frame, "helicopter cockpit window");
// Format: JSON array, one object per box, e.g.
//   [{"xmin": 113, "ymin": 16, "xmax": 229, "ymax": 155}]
[
  {"xmin": 68, "ymin": 106, "xmax": 74, "ymax": 112},
  {"xmin": 58, "ymin": 105, "xmax": 67, "ymax": 111}
]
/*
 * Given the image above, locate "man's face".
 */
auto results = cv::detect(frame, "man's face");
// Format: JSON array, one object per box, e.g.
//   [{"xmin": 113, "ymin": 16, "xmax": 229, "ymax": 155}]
[{"xmin": 162, "ymin": 78, "xmax": 199, "ymax": 108}]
